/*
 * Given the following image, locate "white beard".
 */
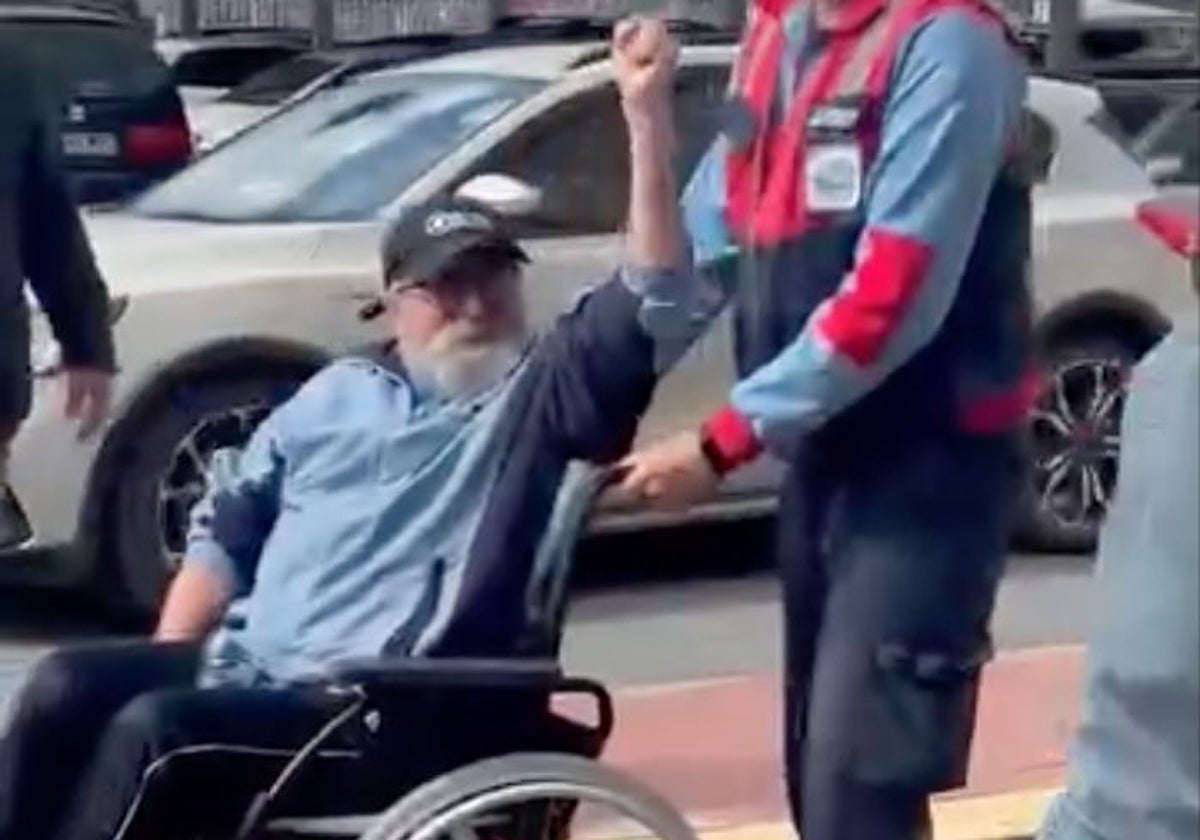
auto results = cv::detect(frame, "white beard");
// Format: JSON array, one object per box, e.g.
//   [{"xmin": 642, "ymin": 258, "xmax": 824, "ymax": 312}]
[{"xmin": 401, "ymin": 333, "xmax": 524, "ymax": 401}]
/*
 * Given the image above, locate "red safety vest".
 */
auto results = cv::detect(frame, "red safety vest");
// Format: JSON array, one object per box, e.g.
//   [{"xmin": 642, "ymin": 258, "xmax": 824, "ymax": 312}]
[
  {"xmin": 725, "ymin": 0, "xmax": 1017, "ymax": 246},
  {"xmin": 718, "ymin": 0, "xmax": 1039, "ymax": 437}
]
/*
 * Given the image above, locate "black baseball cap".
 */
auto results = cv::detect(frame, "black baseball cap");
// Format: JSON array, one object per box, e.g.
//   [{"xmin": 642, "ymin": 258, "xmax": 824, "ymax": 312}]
[
  {"xmin": 382, "ymin": 199, "xmax": 529, "ymax": 287},
  {"xmin": 360, "ymin": 200, "xmax": 529, "ymax": 320}
]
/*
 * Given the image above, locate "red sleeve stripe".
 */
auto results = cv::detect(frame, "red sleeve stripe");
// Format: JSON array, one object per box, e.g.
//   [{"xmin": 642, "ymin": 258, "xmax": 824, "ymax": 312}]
[
  {"xmin": 702, "ymin": 405, "xmax": 764, "ymax": 474},
  {"xmin": 958, "ymin": 368, "xmax": 1044, "ymax": 434},
  {"xmin": 816, "ymin": 228, "xmax": 934, "ymax": 368}
]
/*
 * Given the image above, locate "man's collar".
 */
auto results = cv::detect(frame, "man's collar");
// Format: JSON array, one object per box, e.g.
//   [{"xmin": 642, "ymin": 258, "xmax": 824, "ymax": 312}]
[
  {"xmin": 813, "ymin": 0, "xmax": 887, "ymax": 33},
  {"xmin": 369, "ymin": 339, "xmax": 410, "ymax": 379}
]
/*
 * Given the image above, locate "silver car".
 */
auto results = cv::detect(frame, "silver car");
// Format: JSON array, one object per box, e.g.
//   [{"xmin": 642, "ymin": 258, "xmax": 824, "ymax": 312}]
[{"xmin": 2, "ymin": 40, "xmax": 1191, "ymax": 618}]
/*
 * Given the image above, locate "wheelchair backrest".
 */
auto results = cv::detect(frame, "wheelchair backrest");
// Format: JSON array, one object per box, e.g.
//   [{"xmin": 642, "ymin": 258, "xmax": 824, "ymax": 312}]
[{"xmin": 521, "ymin": 461, "xmax": 609, "ymax": 656}]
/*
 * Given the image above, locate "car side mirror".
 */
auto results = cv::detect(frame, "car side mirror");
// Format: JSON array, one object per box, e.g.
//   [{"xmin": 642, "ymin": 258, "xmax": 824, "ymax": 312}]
[
  {"xmin": 454, "ymin": 173, "xmax": 543, "ymax": 218},
  {"xmin": 1146, "ymin": 155, "xmax": 1185, "ymax": 184}
]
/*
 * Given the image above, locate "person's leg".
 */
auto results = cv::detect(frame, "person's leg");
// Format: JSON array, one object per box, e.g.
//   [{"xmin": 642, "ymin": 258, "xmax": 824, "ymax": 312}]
[
  {"xmin": 0, "ymin": 422, "xmax": 24, "ymax": 549},
  {"xmin": 57, "ymin": 683, "xmax": 365, "ymax": 840},
  {"xmin": 776, "ymin": 446, "xmax": 840, "ymax": 832},
  {"xmin": 797, "ymin": 433, "xmax": 1024, "ymax": 840},
  {"xmin": 0, "ymin": 423, "xmax": 11, "ymax": 479},
  {"xmin": 1037, "ymin": 324, "xmax": 1200, "ymax": 840},
  {"xmin": 0, "ymin": 640, "xmax": 200, "ymax": 840}
]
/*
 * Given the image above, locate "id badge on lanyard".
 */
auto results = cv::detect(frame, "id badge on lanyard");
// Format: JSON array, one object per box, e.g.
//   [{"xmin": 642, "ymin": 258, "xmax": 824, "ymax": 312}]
[
  {"xmin": 784, "ymin": 12, "xmax": 865, "ymax": 217},
  {"xmin": 805, "ymin": 137, "xmax": 864, "ymax": 213},
  {"xmin": 805, "ymin": 86, "xmax": 868, "ymax": 213}
]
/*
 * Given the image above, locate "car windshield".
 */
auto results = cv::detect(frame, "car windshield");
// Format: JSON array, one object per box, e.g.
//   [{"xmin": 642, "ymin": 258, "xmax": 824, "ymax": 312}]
[
  {"xmin": 0, "ymin": 20, "xmax": 167, "ymax": 100},
  {"xmin": 132, "ymin": 71, "xmax": 543, "ymax": 223},
  {"xmin": 219, "ymin": 54, "xmax": 341, "ymax": 105}
]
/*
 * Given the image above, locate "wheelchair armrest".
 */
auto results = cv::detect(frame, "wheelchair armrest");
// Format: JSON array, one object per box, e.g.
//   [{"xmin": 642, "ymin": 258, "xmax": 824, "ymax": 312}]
[
  {"xmin": 322, "ymin": 657, "xmax": 616, "ymax": 750},
  {"xmin": 329, "ymin": 656, "xmax": 565, "ymax": 691}
]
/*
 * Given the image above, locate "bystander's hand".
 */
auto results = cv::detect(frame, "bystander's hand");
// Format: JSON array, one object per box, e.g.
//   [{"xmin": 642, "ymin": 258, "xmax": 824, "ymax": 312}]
[{"xmin": 62, "ymin": 367, "xmax": 112, "ymax": 441}]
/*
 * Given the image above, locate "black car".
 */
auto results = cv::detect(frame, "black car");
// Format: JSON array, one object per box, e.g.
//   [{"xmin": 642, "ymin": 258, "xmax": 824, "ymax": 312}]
[
  {"xmin": 1006, "ymin": 0, "xmax": 1199, "ymax": 76},
  {"xmin": 0, "ymin": 2, "xmax": 193, "ymax": 205}
]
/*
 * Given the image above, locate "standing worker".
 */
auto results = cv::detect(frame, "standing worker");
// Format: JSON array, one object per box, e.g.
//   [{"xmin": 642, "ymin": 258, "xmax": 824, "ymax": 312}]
[
  {"xmin": 1, "ymin": 50, "xmax": 116, "ymax": 512},
  {"xmin": 619, "ymin": 1, "xmax": 1036, "ymax": 838}
]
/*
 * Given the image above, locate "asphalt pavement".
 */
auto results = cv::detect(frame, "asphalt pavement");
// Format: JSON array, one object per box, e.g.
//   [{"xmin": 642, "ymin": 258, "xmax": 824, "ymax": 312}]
[{"xmin": 0, "ymin": 519, "xmax": 1097, "ymax": 710}]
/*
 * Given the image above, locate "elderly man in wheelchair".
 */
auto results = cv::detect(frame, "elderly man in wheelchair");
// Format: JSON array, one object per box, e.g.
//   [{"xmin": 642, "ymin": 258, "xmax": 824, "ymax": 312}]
[{"xmin": 0, "ymin": 20, "xmax": 715, "ymax": 840}]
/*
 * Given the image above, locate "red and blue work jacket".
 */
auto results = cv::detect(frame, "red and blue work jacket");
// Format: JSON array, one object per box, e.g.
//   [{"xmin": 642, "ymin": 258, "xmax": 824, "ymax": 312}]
[{"xmin": 685, "ymin": 0, "xmax": 1041, "ymax": 471}]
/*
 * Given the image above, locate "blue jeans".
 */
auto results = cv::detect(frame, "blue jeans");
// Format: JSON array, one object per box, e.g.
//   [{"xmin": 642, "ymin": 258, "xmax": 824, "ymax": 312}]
[{"xmin": 1037, "ymin": 322, "xmax": 1200, "ymax": 840}]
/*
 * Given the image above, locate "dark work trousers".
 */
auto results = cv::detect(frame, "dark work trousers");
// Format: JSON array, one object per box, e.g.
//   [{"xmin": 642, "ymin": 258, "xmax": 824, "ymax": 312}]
[
  {"xmin": 778, "ymin": 430, "xmax": 1024, "ymax": 840},
  {"xmin": 0, "ymin": 640, "xmax": 361, "ymax": 840}
]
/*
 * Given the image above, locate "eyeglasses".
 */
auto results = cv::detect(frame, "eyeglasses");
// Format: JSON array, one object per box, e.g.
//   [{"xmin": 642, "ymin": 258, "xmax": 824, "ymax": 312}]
[{"xmin": 387, "ymin": 265, "xmax": 522, "ymax": 312}]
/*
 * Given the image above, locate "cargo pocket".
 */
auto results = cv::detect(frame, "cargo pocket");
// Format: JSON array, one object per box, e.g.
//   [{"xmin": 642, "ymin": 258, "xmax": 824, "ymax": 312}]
[{"xmin": 850, "ymin": 642, "xmax": 991, "ymax": 791}]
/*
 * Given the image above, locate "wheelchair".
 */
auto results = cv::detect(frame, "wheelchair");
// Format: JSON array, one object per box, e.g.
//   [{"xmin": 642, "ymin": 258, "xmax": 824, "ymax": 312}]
[{"xmin": 188, "ymin": 461, "xmax": 697, "ymax": 840}]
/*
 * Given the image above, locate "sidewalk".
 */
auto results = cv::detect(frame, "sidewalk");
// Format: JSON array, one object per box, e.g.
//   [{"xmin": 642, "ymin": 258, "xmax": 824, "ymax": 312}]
[{"xmin": 563, "ymin": 645, "xmax": 1086, "ymax": 840}]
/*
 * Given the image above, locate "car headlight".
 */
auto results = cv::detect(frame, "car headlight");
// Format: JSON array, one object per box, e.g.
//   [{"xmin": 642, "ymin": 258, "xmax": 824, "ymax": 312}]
[{"xmin": 29, "ymin": 294, "xmax": 129, "ymax": 378}]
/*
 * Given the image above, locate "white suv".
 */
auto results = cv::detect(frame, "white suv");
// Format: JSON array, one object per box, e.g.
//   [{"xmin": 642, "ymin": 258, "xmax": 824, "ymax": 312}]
[{"xmin": 2, "ymin": 39, "xmax": 1190, "ymax": 617}]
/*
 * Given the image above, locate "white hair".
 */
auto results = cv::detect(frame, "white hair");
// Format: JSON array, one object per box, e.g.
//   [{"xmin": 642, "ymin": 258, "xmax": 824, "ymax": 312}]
[{"xmin": 400, "ymin": 324, "xmax": 525, "ymax": 401}]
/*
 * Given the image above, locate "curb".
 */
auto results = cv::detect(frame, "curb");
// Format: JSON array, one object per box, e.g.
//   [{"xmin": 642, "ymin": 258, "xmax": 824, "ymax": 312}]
[{"xmin": 930, "ymin": 787, "xmax": 1059, "ymax": 840}]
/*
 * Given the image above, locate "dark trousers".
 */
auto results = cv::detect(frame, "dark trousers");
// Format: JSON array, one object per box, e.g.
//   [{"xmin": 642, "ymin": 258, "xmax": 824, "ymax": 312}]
[
  {"xmin": 778, "ymin": 431, "xmax": 1024, "ymax": 840},
  {"xmin": 0, "ymin": 641, "xmax": 360, "ymax": 840}
]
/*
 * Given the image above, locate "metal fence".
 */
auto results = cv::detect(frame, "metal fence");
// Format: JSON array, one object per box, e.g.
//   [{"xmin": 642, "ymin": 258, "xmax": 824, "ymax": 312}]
[{"xmin": 141, "ymin": 0, "xmax": 744, "ymax": 41}]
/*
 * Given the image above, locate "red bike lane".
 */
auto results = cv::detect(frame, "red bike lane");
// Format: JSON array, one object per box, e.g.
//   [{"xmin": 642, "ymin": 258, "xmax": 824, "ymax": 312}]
[{"xmin": 558, "ymin": 645, "xmax": 1086, "ymax": 830}]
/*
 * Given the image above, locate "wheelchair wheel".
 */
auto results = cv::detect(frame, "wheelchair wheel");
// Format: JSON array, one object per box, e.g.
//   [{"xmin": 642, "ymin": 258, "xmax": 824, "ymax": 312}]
[{"xmin": 358, "ymin": 752, "xmax": 697, "ymax": 840}]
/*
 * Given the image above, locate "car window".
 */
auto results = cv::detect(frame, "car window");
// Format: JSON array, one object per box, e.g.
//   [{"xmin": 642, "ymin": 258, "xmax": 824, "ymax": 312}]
[
  {"xmin": 173, "ymin": 46, "xmax": 301, "ymax": 90},
  {"xmin": 674, "ymin": 66, "xmax": 732, "ymax": 188},
  {"xmin": 219, "ymin": 54, "xmax": 341, "ymax": 105},
  {"xmin": 463, "ymin": 65, "xmax": 729, "ymax": 238},
  {"xmin": 131, "ymin": 72, "xmax": 544, "ymax": 223},
  {"xmin": 0, "ymin": 21, "xmax": 169, "ymax": 100},
  {"xmin": 480, "ymin": 84, "xmax": 628, "ymax": 236}
]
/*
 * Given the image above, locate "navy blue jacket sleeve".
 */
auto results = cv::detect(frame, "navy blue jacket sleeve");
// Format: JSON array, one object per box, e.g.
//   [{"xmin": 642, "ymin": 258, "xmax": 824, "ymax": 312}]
[
  {"xmin": 538, "ymin": 277, "xmax": 658, "ymax": 463},
  {"xmin": 18, "ymin": 73, "xmax": 116, "ymax": 371},
  {"xmin": 538, "ymin": 260, "xmax": 728, "ymax": 462}
]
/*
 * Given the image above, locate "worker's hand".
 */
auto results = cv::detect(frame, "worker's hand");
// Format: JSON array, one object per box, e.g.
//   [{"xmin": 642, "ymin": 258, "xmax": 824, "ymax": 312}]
[
  {"xmin": 62, "ymin": 367, "xmax": 112, "ymax": 441},
  {"xmin": 617, "ymin": 431, "xmax": 721, "ymax": 512},
  {"xmin": 612, "ymin": 16, "xmax": 678, "ymax": 120}
]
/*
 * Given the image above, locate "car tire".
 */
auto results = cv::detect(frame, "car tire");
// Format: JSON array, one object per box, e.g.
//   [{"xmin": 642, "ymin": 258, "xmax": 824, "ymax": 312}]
[
  {"xmin": 1016, "ymin": 336, "xmax": 1143, "ymax": 554},
  {"xmin": 100, "ymin": 370, "xmax": 310, "ymax": 624}
]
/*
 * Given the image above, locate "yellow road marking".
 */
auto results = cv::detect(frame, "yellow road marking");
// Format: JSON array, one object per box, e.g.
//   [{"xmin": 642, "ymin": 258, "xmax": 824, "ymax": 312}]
[
  {"xmin": 581, "ymin": 788, "xmax": 1063, "ymax": 840},
  {"xmin": 931, "ymin": 788, "xmax": 1061, "ymax": 840}
]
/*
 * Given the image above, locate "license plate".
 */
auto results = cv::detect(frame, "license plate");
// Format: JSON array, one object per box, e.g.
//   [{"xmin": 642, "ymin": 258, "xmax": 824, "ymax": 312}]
[{"xmin": 62, "ymin": 131, "xmax": 118, "ymax": 158}]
